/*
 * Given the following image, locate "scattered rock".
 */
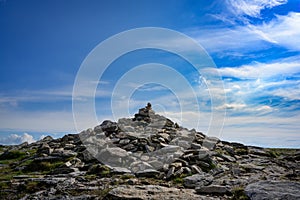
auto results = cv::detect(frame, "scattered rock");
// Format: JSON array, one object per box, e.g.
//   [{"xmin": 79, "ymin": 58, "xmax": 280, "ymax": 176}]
[
  {"xmin": 202, "ymin": 137, "xmax": 219, "ymax": 150},
  {"xmin": 135, "ymin": 169, "xmax": 160, "ymax": 178},
  {"xmin": 111, "ymin": 167, "xmax": 131, "ymax": 174},
  {"xmin": 196, "ymin": 185, "xmax": 230, "ymax": 195},
  {"xmin": 105, "ymin": 185, "xmax": 212, "ymax": 200},
  {"xmin": 245, "ymin": 181, "xmax": 300, "ymax": 200},
  {"xmin": 183, "ymin": 173, "xmax": 213, "ymax": 188}
]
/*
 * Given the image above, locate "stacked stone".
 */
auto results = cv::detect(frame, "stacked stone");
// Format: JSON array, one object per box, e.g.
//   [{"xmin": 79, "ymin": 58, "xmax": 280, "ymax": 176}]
[
  {"xmin": 1, "ymin": 105, "xmax": 299, "ymax": 199},
  {"xmin": 90, "ymin": 107, "xmax": 225, "ymax": 179},
  {"xmin": 132, "ymin": 102, "xmax": 154, "ymax": 123}
]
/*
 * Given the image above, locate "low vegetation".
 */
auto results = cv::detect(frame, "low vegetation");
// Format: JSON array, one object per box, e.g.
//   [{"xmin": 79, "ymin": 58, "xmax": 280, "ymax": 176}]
[{"xmin": 231, "ymin": 186, "xmax": 249, "ymax": 200}]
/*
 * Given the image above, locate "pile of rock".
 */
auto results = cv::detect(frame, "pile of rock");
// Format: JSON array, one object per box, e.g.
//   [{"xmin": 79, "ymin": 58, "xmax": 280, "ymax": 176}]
[
  {"xmin": 0, "ymin": 104, "xmax": 299, "ymax": 199},
  {"xmin": 132, "ymin": 102, "xmax": 154, "ymax": 122},
  {"xmin": 82, "ymin": 104, "xmax": 225, "ymax": 180}
]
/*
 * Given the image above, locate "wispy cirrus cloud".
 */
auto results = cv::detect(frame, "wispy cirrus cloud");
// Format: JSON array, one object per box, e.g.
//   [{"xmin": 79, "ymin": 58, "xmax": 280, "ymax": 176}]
[
  {"xmin": 225, "ymin": 0, "xmax": 288, "ymax": 20},
  {"xmin": 211, "ymin": 56, "xmax": 300, "ymax": 79},
  {"xmin": 190, "ymin": 11, "xmax": 300, "ymax": 56},
  {"xmin": 0, "ymin": 82, "xmax": 113, "ymax": 109},
  {"xmin": 197, "ymin": 54, "xmax": 300, "ymax": 125},
  {"xmin": 248, "ymin": 12, "xmax": 300, "ymax": 51}
]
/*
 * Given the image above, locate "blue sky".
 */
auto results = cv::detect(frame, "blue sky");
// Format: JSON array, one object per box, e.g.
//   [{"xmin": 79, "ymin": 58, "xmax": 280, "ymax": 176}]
[{"xmin": 0, "ymin": 0, "xmax": 299, "ymax": 148}]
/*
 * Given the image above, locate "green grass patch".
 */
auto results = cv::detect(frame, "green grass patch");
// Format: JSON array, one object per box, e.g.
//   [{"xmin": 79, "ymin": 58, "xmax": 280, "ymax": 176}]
[
  {"xmin": 231, "ymin": 187, "xmax": 249, "ymax": 200},
  {"xmin": 0, "ymin": 171, "xmax": 23, "ymax": 181},
  {"xmin": 120, "ymin": 174, "xmax": 135, "ymax": 180},
  {"xmin": 0, "ymin": 181, "xmax": 10, "ymax": 189},
  {"xmin": 0, "ymin": 150, "xmax": 26, "ymax": 160},
  {"xmin": 87, "ymin": 164, "xmax": 111, "ymax": 177},
  {"xmin": 171, "ymin": 173, "xmax": 189, "ymax": 185},
  {"xmin": 266, "ymin": 148, "xmax": 298, "ymax": 158},
  {"xmin": 24, "ymin": 160, "xmax": 65, "ymax": 173},
  {"xmin": 24, "ymin": 181, "xmax": 39, "ymax": 193},
  {"xmin": 172, "ymin": 176, "xmax": 184, "ymax": 184},
  {"xmin": 84, "ymin": 174, "xmax": 97, "ymax": 180},
  {"xmin": 0, "ymin": 149, "xmax": 37, "ymax": 166},
  {"xmin": 235, "ymin": 148, "xmax": 248, "ymax": 155}
]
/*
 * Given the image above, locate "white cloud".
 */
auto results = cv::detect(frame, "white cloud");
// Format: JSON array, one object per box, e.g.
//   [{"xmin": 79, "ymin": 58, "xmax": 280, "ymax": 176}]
[
  {"xmin": 204, "ymin": 56, "xmax": 300, "ymax": 79},
  {"xmin": 271, "ymin": 84, "xmax": 300, "ymax": 100},
  {"xmin": 218, "ymin": 61, "xmax": 300, "ymax": 79},
  {"xmin": 254, "ymin": 12, "xmax": 300, "ymax": 51},
  {"xmin": 256, "ymin": 105, "xmax": 272, "ymax": 111},
  {"xmin": 217, "ymin": 103, "xmax": 247, "ymax": 110},
  {"xmin": 190, "ymin": 11, "xmax": 300, "ymax": 55},
  {"xmin": 226, "ymin": 0, "xmax": 287, "ymax": 19},
  {"xmin": 0, "ymin": 83, "xmax": 113, "ymax": 109},
  {"xmin": 0, "ymin": 133, "xmax": 35, "ymax": 145},
  {"xmin": 191, "ymin": 26, "xmax": 266, "ymax": 54},
  {"xmin": 39, "ymin": 135, "xmax": 47, "ymax": 140}
]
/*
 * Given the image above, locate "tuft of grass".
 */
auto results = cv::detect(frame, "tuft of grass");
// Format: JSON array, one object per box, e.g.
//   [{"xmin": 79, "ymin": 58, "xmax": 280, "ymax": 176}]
[
  {"xmin": 0, "ymin": 181, "xmax": 10, "ymax": 189},
  {"xmin": 16, "ymin": 180, "xmax": 47, "ymax": 194},
  {"xmin": 87, "ymin": 164, "xmax": 111, "ymax": 177},
  {"xmin": 120, "ymin": 174, "xmax": 135, "ymax": 180},
  {"xmin": 171, "ymin": 173, "xmax": 189, "ymax": 185},
  {"xmin": 84, "ymin": 174, "xmax": 97, "ymax": 180},
  {"xmin": 0, "ymin": 149, "xmax": 37, "ymax": 166},
  {"xmin": 172, "ymin": 177, "xmax": 184, "ymax": 184},
  {"xmin": 0, "ymin": 150, "xmax": 26, "ymax": 160},
  {"xmin": 231, "ymin": 187, "xmax": 249, "ymax": 200},
  {"xmin": 24, "ymin": 181, "xmax": 39, "ymax": 193},
  {"xmin": 24, "ymin": 160, "xmax": 65, "ymax": 173},
  {"xmin": 268, "ymin": 150, "xmax": 280, "ymax": 158},
  {"xmin": 266, "ymin": 148, "xmax": 297, "ymax": 158},
  {"xmin": 235, "ymin": 148, "xmax": 248, "ymax": 155}
]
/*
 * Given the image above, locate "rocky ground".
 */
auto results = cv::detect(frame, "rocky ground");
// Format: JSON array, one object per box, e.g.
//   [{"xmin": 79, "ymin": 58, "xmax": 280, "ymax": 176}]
[{"xmin": 0, "ymin": 112, "xmax": 299, "ymax": 199}]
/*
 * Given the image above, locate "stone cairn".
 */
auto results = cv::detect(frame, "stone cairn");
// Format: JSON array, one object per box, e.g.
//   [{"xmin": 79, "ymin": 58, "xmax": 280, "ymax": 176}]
[
  {"xmin": 132, "ymin": 102, "xmax": 154, "ymax": 123},
  {"xmin": 0, "ymin": 103, "xmax": 299, "ymax": 199},
  {"xmin": 88, "ymin": 103, "xmax": 221, "ymax": 179}
]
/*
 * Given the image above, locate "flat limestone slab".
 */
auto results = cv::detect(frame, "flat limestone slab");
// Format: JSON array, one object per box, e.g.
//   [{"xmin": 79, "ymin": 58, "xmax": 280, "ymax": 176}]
[{"xmin": 105, "ymin": 185, "xmax": 223, "ymax": 200}]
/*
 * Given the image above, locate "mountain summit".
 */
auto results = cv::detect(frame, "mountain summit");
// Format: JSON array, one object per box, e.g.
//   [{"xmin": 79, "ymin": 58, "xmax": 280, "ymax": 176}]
[{"xmin": 0, "ymin": 106, "xmax": 299, "ymax": 199}]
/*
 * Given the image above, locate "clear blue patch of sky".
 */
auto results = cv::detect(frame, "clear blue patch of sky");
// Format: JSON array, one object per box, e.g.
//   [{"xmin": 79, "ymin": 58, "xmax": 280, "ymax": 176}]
[{"xmin": 99, "ymin": 49, "xmax": 199, "ymax": 85}]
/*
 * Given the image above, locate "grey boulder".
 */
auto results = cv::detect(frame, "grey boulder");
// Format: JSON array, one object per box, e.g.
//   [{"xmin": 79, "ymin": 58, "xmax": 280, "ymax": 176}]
[{"xmin": 245, "ymin": 181, "xmax": 300, "ymax": 200}]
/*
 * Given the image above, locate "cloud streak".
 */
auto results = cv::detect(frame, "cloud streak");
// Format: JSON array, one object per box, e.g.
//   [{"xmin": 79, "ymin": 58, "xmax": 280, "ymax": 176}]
[
  {"xmin": 190, "ymin": 11, "xmax": 300, "ymax": 56},
  {"xmin": 226, "ymin": 0, "xmax": 288, "ymax": 19},
  {"xmin": 212, "ymin": 56, "xmax": 300, "ymax": 79}
]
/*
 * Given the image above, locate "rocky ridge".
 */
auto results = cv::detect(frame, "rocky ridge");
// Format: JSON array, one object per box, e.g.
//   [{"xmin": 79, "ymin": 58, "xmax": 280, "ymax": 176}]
[{"xmin": 0, "ymin": 109, "xmax": 299, "ymax": 199}]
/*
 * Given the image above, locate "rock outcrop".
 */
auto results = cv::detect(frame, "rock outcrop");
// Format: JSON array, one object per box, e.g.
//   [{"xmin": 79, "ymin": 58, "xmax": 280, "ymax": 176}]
[
  {"xmin": 245, "ymin": 181, "xmax": 300, "ymax": 200},
  {"xmin": 0, "ymin": 106, "xmax": 299, "ymax": 199}
]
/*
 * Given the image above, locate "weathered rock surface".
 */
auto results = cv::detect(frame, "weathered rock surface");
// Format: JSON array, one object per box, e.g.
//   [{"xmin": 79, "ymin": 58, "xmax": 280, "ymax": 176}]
[
  {"xmin": 0, "ymin": 106, "xmax": 299, "ymax": 199},
  {"xmin": 105, "ymin": 185, "xmax": 220, "ymax": 200},
  {"xmin": 196, "ymin": 185, "xmax": 230, "ymax": 195},
  {"xmin": 183, "ymin": 173, "xmax": 213, "ymax": 188},
  {"xmin": 245, "ymin": 181, "xmax": 300, "ymax": 200}
]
